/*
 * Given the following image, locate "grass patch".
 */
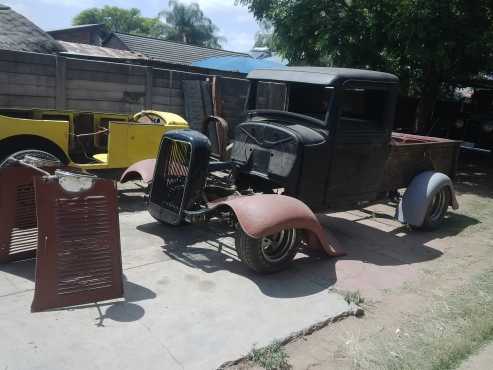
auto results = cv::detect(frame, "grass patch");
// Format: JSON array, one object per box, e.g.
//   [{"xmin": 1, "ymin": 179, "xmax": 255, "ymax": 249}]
[
  {"xmin": 343, "ymin": 290, "xmax": 365, "ymax": 306},
  {"xmin": 354, "ymin": 269, "xmax": 493, "ymax": 370},
  {"xmin": 248, "ymin": 341, "xmax": 291, "ymax": 370}
]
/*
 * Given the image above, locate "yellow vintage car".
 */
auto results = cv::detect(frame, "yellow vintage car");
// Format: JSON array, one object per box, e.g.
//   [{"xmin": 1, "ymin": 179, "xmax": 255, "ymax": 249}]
[{"xmin": 0, "ymin": 108, "xmax": 188, "ymax": 172}]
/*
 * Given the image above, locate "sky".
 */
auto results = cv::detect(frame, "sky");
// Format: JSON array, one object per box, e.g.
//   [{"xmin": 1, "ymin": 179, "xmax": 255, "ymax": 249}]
[{"xmin": 2, "ymin": 0, "xmax": 260, "ymax": 52}]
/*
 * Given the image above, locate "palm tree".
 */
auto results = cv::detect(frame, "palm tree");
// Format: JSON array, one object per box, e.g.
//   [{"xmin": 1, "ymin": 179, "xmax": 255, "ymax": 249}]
[{"xmin": 159, "ymin": 1, "xmax": 224, "ymax": 49}]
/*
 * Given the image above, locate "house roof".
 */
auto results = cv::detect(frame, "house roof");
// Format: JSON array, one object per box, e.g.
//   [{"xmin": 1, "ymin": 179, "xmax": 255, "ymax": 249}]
[
  {"xmin": 48, "ymin": 24, "xmax": 106, "ymax": 33},
  {"xmin": 0, "ymin": 4, "xmax": 64, "ymax": 53},
  {"xmin": 111, "ymin": 32, "xmax": 250, "ymax": 66},
  {"xmin": 58, "ymin": 41, "xmax": 146, "ymax": 60},
  {"xmin": 247, "ymin": 67, "xmax": 399, "ymax": 85}
]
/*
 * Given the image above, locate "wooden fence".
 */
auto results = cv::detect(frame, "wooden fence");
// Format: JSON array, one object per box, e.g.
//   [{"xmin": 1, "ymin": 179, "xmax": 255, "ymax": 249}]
[{"xmin": 0, "ymin": 49, "xmax": 250, "ymax": 131}]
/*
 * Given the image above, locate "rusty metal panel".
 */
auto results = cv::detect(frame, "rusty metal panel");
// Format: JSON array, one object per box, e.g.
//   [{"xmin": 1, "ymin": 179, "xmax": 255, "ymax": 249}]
[
  {"xmin": 31, "ymin": 176, "xmax": 123, "ymax": 312},
  {"xmin": 0, "ymin": 167, "xmax": 41, "ymax": 263}
]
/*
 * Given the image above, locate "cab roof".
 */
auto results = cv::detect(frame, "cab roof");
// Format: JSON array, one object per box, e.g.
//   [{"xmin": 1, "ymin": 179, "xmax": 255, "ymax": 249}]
[{"xmin": 247, "ymin": 66, "xmax": 399, "ymax": 86}]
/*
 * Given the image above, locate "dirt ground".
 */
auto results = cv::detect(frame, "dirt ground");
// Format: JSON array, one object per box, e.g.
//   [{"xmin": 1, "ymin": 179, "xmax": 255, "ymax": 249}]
[{"xmin": 227, "ymin": 150, "xmax": 493, "ymax": 370}]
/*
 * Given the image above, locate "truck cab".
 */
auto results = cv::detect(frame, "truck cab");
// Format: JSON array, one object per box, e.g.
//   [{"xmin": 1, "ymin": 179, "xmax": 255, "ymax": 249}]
[{"xmin": 232, "ymin": 67, "xmax": 400, "ymax": 210}]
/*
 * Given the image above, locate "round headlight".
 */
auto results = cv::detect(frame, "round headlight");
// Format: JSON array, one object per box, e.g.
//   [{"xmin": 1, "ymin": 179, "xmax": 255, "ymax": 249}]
[
  {"xmin": 455, "ymin": 119, "xmax": 465, "ymax": 129},
  {"xmin": 482, "ymin": 122, "xmax": 493, "ymax": 133}
]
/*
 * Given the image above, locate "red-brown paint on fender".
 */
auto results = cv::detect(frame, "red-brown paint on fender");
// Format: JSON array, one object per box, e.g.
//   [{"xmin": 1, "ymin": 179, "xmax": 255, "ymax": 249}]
[
  {"xmin": 210, "ymin": 194, "xmax": 345, "ymax": 257},
  {"xmin": 120, "ymin": 158, "xmax": 156, "ymax": 184}
]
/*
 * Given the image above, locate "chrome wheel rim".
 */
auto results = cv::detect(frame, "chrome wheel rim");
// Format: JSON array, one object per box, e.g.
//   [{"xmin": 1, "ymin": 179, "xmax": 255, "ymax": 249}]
[
  {"xmin": 260, "ymin": 229, "xmax": 297, "ymax": 263},
  {"xmin": 429, "ymin": 189, "xmax": 447, "ymax": 222}
]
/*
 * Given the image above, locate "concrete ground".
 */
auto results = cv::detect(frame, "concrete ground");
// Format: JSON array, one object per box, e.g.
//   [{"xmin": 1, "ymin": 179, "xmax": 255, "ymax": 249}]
[
  {"xmin": 228, "ymin": 151, "xmax": 493, "ymax": 370},
  {"xmin": 1, "ymin": 153, "xmax": 487, "ymax": 370},
  {"xmin": 1, "ymin": 185, "xmax": 353, "ymax": 370}
]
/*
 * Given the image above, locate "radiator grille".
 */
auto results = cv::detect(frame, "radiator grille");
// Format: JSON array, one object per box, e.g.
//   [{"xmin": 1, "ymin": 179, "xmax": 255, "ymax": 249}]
[
  {"xmin": 8, "ymin": 183, "xmax": 38, "ymax": 255},
  {"xmin": 0, "ymin": 167, "xmax": 41, "ymax": 263},
  {"xmin": 54, "ymin": 196, "xmax": 114, "ymax": 295},
  {"xmin": 31, "ymin": 177, "xmax": 123, "ymax": 312},
  {"xmin": 151, "ymin": 138, "xmax": 192, "ymax": 213}
]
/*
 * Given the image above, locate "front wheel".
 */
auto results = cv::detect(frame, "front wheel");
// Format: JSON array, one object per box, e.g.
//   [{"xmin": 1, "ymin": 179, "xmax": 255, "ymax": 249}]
[
  {"xmin": 235, "ymin": 227, "xmax": 301, "ymax": 273},
  {"xmin": 420, "ymin": 187, "xmax": 451, "ymax": 230}
]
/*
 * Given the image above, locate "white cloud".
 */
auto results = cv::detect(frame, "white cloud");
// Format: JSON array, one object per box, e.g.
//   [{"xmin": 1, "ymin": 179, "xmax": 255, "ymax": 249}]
[{"xmin": 224, "ymin": 31, "xmax": 253, "ymax": 52}]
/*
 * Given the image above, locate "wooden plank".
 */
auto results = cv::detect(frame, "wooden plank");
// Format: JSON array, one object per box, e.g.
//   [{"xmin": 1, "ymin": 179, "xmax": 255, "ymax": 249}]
[
  {"xmin": 66, "ymin": 80, "xmax": 145, "ymax": 92},
  {"xmin": 66, "ymin": 57, "xmax": 146, "ymax": 75},
  {"xmin": 67, "ymin": 88, "xmax": 145, "ymax": 103},
  {"xmin": 182, "ymin": 79, "xmax": 205, "ymax": 130},
  {"xmin": 0, "ymin": 61, "xmax": 55, "ymax": 76},
  {"xmin": 67, "ymin": 99, "xmax": 143, "ymax": 114},
  {"xmin": 55, "ymin": 56, "xmax": 66, "ymax": 110},
  {"xmin": 219, "ymin": 77, "xmax": 249, "ymax": 96},
  {"xmin": 0, "ymin": 95, "xmax": 55, "ymax": 108},
  {"xmin": 0, "ymin": 84, "xmax": 55, "ymax": 97},
  {"xmin": 170, "ymin": 96, "xmax": 183, "ymax": 106},
  {"xmin": 145, "ymin": 67, "xmax": 153, "ymax": 109},
  {"xmin": 0, "ymin": 49, "xmax": 55, "ymax": 65},
  {"xmin": 152, "ymin": 87, "xmax": 183, "ymax": 97},
  {"xmin": 0, "ymin": 72, "xmax": 56, "ymax": 87},
  {"xmin": 166, "ymin": 105, "xmax": 185, "ymax": 115},
  {"xmin": 152, "ymin": 96, "xmax": 171, "ymax": 105},
  {"xmin": 150, "ymin": 104, "xmax": 168, "ymax": 111},
  {"xmin": 201, "ymin": 81, "xmax": 213, "ymax": 117},
  {"xmin": 153, "ymin": 78, "xmax": 170, "ymax": 88},
  {"xmin": 66, "ymin": 69, "xmax": 146, "ymax": 85},
  {"xmin": 152, "ymin": 69, "xmax": 171, "ymax": 81}
]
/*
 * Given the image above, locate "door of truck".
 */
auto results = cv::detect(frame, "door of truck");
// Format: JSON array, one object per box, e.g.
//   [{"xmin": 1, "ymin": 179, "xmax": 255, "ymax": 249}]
[{"xmin": 325, "ymin": 82, "xmax": 398, "ymax": 207}]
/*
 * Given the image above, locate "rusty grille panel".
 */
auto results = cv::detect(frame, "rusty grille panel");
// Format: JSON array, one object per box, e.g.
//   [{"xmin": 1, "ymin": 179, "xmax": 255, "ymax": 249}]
[
  {"xmin": 55, "ymin": 196, "xmax": 115, "ymax": 295},
  {"xmin": 31, "ymin": 177, "xmax": 123, "ymax": 312},
  {"xmin": 0, "ymin": 168, "xmax": 41, "ymax": 263}
]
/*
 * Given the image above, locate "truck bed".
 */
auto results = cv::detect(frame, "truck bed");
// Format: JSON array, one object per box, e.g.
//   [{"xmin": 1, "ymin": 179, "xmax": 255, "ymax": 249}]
[{"xmin": 382, "ymin": 133, "xmax": 461, "ymax": 191}]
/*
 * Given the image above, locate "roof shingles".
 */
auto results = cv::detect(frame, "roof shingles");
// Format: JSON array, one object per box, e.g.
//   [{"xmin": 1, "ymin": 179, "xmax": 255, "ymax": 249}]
[{"xmin": 0, "ymin": 4, "xmax": 64, "ymax": 54}]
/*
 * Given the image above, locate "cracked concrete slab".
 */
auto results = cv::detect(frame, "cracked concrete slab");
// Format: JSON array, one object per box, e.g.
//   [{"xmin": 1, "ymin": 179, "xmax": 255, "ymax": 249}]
[{"xmin": 0, "ymin": 204, "xmax": 351, "ymax": 370}]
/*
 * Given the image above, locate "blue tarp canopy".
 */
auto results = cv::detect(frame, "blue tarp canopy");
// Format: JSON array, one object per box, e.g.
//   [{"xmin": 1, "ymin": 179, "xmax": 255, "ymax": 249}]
[{"xmin": 192, "ymin": 56, "xmax": 284, "ymax": 74}]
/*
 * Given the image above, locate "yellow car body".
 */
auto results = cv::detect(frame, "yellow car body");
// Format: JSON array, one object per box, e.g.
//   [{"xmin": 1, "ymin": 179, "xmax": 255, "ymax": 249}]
[{"xmin": 0, "ymin": 109, "xmax": 188, "ymax": 171}]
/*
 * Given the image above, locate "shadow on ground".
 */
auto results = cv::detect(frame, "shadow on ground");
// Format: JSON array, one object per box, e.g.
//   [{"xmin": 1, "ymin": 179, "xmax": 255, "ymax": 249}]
[
  {"xmin": 138, "ymin": 220, "xmax": 337, "ymax": 299},
  {"xmin": 0, "ymin": 258, "xmax": 156, "ymax": 324},
  {"xmin": 118, "ymin": 186, "xmax": 148, "ymax": 213},
  {"xmin": 137, "ymin": 202, "xmax": 478, "ymax": 299}
]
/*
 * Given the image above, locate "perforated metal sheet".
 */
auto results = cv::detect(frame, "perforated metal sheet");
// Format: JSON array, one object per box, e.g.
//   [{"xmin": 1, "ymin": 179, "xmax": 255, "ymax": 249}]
[
  {"xmin": 31, "ymin": 177, "xmax": 123, "ymax": 312},
  {"xmin": 0, "ymin": 167, "xmax": 41, "ymax": 263}
]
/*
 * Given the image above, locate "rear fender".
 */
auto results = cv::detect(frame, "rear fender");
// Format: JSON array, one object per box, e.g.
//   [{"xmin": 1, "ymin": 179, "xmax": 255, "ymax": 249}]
[
  {"xmin": 397, "ymin": 171, "xmax": 459, "ymax": 227},
  {"xmin": 211, "ymin": 194, "xmax": 345, "ymax": 257},
  {"xmin": 120, "ymin": 158, "xmax": 156, "ymax": 184}
]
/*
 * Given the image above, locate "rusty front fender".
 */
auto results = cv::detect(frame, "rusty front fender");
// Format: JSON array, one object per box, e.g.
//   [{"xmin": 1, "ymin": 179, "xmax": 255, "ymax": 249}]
[
  {"xmin": 211, "ymin": 194, "xmax": 345, "ymax": 257},
  {"xmin": 120, "ymin": 158, "xmax": 156, "ymax": 184}
]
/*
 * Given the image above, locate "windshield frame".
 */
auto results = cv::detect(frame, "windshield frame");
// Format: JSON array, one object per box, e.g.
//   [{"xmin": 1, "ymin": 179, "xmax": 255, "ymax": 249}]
[{"xmin": 245, "ymin": 79, "xmax": 335, "ymax": 126}]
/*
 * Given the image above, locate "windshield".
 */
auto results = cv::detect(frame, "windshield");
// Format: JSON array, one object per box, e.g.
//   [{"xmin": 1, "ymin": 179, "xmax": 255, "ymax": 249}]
[
  {"xmin": 252, "ymin": 81, "xmax": 333, "ymax": 122},
  {"xmin": 287, "ymin": 83, "xmax": 332, "ymax": 121}
]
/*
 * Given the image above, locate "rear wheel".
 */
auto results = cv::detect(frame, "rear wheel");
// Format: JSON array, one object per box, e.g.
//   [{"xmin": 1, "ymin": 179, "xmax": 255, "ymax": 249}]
[
  {"xmin": 420, "ymin": 187, "xmax": 450, "ymax": 230},
  {"xmin": 235, "ymin": 227, "xmax": 301, "ymax": 273}
]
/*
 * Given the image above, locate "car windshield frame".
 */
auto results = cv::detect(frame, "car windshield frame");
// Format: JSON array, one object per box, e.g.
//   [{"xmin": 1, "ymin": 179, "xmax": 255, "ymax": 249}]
[{"xmin": 246, "ymin": 79, "xmax": 335, "ymax": 127}]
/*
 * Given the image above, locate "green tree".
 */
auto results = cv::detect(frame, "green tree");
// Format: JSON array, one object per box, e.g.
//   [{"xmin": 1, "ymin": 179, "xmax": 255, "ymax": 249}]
[
  {"xmin": 239, "ymin": 0, "xmax": 493, "ymax": 129},
  {"xmin": 159, "ymin": 0, "xmax": 224, "ymax": 48},
  {"xmin": 73, "ymin": 6, "xmax": 166, "ymax": 37}
]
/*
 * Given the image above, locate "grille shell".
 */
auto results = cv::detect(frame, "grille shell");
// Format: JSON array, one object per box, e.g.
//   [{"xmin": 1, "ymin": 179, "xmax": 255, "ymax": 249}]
[{"xmin": 31, "ymin": 176, "xmax": 123, "ymax": 312}]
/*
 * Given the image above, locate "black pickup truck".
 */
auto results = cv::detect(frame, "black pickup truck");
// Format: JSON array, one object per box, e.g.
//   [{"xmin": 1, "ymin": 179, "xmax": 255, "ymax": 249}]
[{"xmin": 123, "ymin": 67, "xmax": 461, "ymax": 273}]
